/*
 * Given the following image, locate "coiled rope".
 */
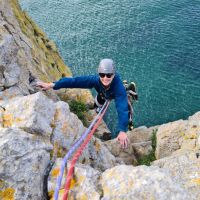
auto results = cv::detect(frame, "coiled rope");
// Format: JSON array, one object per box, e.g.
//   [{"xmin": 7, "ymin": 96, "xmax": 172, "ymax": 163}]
[
  {"xmin": 62, "ymin": 100, "xmax": 110, "ymax": 200},
  {"xmin": 54, "ymin": 100, "xmax": 110, "ymax": 200}
]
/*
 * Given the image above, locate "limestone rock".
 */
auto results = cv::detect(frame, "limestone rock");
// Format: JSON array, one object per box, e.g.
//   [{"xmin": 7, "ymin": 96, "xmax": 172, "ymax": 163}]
[
  {"xmin": 186, "ymin": 112, "xmax": 200, "ymax": 151},
  {"xmin": 155, "ymin": 120, "xmax": 187, "ymax": 159},
  {"xmin": 198, "ymin": 134, "xmax": 200, "ymax": 149},
  {"xmin": 100, "ymin": 165, "xmax": 192, "ymax": 200},
  {"xmin": 48, "ymin": 160, "xmax": 101, "ymax": 200},
  {"xmin": 152, "ymin": 152, "xmax": 200, "ymax": 199},
  {"xmin": 52, "ymin": 101, "xmax": 85, "ymax": 150},
  {"xmin": 0, "ymin": 92, "xmax": 55, "ymax": 136},
  {"xmin": 0, "ymin": 0, "xmax": 93, "ymax": 104},
  {"xmin": 56, "ymin": 88, "xmax": 94, "ymax": 108},
  {"xmin": 132, "ymin": 141, "xmax": 152, "ymax": 159},
  {"xmin": 105, "ymin": 139, "xmax": 138, "ymax": 165},
  {"xmin": 0, "ymin": 0, "xmax": 35, "ymax": 98},
  {"xmin": 0, "ymin": 86, "xmax": 24, "ymax": 101},
  {"xmin": 156, "ymin": 112, "xmax": 200, "ymax": 159},
  {"xmin": 1, "ymin": 1, "xmax": 200, "ymax": 200},
  {"xmin": 0, "ymin": 106, "xmax": 4, "ymax": 127},
  {"xmin": 88, "ymin": 110, "xmax": 112, "ymax": 141},
  {"xmin": 128, "ymin": 126, "xmax": 157, "ymax": 159},
  {"xmin": 127, "ymin": 126, "xmax": 156, "ymax": 143},
  {"xmin": 67, "ymin": 164, "xmax": 101, "ymax": 200},
  {"xmin": 0, "ymin": 34, "xmax": 21, "ymax": 87},
  {"xmin": 104, "ymin": 127, "xmax": 156, "ymax": 165},
  {"xmin": 188, "ymin": 111, "xmax": 200, "ymax": 127},
  {"xmin": 87, "ymin": 137, "xmax": 118, "ymax": 171},
  {"xmin": 51, "ymin": 100, "xmax": 92, "ymax": 164},
  {"xmin": 0, "ymin": 127, "xmax": 52, "ymax": 200},
  {"xmin": 51, "ymin": 101, "xmax": 118, "ymax": 171}
]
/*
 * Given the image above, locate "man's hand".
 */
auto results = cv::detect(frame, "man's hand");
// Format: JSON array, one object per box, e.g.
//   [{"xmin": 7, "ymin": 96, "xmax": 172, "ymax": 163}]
[
  {"xmin": 36, "ymin": 82, "xmax": 55, "ymax": 91},
  {"xmin": 117, "ymin": 131, "xmax": 129, "ymax": 149}
]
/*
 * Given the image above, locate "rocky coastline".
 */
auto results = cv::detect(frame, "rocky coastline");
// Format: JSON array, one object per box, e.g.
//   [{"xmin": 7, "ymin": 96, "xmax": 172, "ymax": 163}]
[{"xmin": 0, "ymin": 1, "xmax": 199, "ymax": 199}]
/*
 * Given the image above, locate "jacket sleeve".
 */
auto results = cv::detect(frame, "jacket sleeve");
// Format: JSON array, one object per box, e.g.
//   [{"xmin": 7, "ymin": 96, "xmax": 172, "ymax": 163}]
[
  {"xmin": 53, "ymin": 75, "xmax": 97, "ymax": 90},
  {"xmin": 114, "ymin": 79, "xmax": 129, "ymax": 134}
]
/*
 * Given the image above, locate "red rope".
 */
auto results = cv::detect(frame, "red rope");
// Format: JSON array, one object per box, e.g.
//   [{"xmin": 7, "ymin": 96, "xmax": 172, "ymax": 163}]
[{"xmin": 62, "ymin": 101, "xmax": 110, "ymax": 200}]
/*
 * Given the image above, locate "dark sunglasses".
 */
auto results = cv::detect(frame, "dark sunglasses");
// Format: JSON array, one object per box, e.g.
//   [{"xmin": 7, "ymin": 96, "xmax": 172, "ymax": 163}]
[{"xmin": 99, "ymin": 73, "xmax": 113, "ymax": 78}]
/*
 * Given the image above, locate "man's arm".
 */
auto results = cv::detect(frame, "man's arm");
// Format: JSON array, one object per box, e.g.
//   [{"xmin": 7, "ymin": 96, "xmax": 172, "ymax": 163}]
[
  {"xmin": 114, "ymin": 77, "xmax": 130, "ymax": 148},
  {"xmin": 36, "ymin": 75, "xmax": 98, "ymax": 90},
  {"xmin": 53, "ymin": 75, "xmax": 97, "ymax": 90}
]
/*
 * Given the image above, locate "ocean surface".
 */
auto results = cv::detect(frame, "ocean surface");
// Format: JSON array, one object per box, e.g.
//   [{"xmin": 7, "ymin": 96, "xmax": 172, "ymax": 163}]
[{"xmin": 19, "ymin": 0, "xmax": 200, "ymax": 134}]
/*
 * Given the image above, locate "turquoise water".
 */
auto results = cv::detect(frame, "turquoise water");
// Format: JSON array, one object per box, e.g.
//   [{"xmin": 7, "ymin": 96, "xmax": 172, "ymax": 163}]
[{"xmin": 20, "ymin": 0, "xmax": 200, "ymax": 133}]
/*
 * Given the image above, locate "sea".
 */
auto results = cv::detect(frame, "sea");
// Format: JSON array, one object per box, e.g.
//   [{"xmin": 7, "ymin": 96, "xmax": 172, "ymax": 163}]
[{"xmin": 19, "ymin": 0, "xmax": 200, "ymax": 134}]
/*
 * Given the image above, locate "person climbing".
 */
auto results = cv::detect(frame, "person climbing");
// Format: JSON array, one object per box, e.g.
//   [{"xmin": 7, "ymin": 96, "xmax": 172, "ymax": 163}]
[{"xmin": 36, "ymin": 58, "xmax": 131, "ymax": 148}]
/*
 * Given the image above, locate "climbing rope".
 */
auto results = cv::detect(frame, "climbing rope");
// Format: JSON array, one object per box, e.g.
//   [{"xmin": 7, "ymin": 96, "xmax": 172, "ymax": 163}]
[
  {"xmin": 54, "ymin": 100, "xmax": 110, "ymax": 200},
  {"xmin": 62, "ymin": 100, "xmax": 110, "ymax": 200}
]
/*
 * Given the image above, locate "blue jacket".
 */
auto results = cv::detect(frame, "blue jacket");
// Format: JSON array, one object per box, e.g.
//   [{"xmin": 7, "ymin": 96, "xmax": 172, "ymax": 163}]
[{"xmin": 53, "ymin": 73, "xmax": 129, "ymax": 134}]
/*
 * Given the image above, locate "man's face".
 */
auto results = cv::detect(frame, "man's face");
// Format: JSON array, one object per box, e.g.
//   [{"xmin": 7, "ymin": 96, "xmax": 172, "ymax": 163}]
[{"xmin": 99, "ymin": 73, "xmax": 114, "ymax": 87}]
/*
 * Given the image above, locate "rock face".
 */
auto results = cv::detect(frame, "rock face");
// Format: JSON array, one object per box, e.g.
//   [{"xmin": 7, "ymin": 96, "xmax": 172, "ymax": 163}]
[
  {"xmin": 105, "ymin": 126, "xmax": 155, "ymax": 165},
  {"xmin": 153, "ymin": 112, "xmax": 200, "ymax": 199},
  {"xmin": 0, "ymin": 0, "xmax": 200, "ymax": 200},
  {"xmin": 155, "ymin": 112, "xmax": 200, "ymax": 159},
  {"xmin": 0, "ymin": 0, "xmax": 93, "ymax": 104},
  {"xmin": 152, "ymin": 112, "xmax": 200, "ymax": 199},
  {"xmin": 0, "ymin": 0, "xmax": 64, "ymax": 100},
  {"xmin": 153, "ymin": 152, "xmax": 200, "ymax": 199},
  {"xmin": 0, "ymin": 92, "xmax": 55, "ymax": 136},
  {"xmin": 155, "ymin": 119, "xmax": 187, "ymax": 159},
  {"xmin": 48, "ymin": 161, "xmax": 101, "ymax": 200},
  {"xmin": 0, "ymin": 127, "xmax": 52, "ymax": 200},
  {"xmin": 0, "ymin": 92, "xmax": 119, "ymax": 199},
  {"xmin": 52, "ymin": 101, "xmax": 85, "ymax": 150},
  {"xmin": 100, "ymin": 165, "xmax": 192, "ymax": 200}
]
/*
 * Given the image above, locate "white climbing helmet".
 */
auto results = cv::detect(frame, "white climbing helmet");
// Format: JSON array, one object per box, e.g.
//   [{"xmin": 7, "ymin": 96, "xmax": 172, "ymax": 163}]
[{"xmin": 98, "ymin": 59, "xmax": 115, "ymax": 74}]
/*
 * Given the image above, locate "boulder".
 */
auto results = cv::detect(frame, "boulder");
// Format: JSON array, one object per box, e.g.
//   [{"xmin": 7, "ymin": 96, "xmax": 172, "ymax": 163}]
[
  {"xmin": 0, "ymin": 92, "xmax": 55, "ymax": 136},
  {"xmin": 152, "ymin": 151, "xmax": 200, "ymax": 199},
  {"xmin": 0, "ymin": 127, "xmax": 52, "ymax": 200},
  {"xmin": 87, "ymin": 137, "xmax": 119, "ymax": 171},
  {"xmin": 48, "ymin": 160, "xmax": 101, "ymax": 200},
  {"xmin": 155, "ymin": 120, "xmax": 187, "ymax": 159},
  {"xmin": 100, "ymin": 165, "xmax": 192, "ymax": 200},
  {"xmin": 56, "ymin": 88, "xmax": 94, "ymax": 108},
  {"xmin": 156, "ymin": 112, "xmax": 200, "ymax": 159},
  {"xmin": 104, "ymin": 126, "xmax": 156, "ymax": 165},
  {"xmin": 52, "ymin": 101, "xmax": 85, "ymax": 150}
]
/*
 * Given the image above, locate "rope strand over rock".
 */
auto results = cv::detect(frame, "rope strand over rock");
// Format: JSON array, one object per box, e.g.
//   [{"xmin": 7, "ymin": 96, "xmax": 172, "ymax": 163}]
[
  {"xmin": 62, "ymin": 100, "xmax": 110, "ymax": 200},
  {"xmin": 54, "ymin": 100, "xmax": 110, "ymax": 200}
]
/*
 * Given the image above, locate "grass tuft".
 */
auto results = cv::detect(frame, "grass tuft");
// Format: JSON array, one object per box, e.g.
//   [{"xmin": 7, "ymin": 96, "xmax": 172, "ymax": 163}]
[
  {"xmin": 137, "ymin": 129, "xmax": 157, "ymax": 166},
  {"xmin": 68, "ymin": 100, "xmax": 88, "ymax": 126}
]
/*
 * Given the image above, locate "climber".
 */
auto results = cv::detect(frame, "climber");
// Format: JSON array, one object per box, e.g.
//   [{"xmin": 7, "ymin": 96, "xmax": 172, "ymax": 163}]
[{"xmin": 36, "ymin": 58, "xmax": 131, "ymax": 148}]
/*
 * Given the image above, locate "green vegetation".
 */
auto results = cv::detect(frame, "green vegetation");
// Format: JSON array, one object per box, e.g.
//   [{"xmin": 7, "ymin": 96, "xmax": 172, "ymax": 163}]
[
  {"xmin": 137, "ymin": 129, "xmax": 157, "ymax": 166},
  {"xmin": 68, "ymin": 100, "xmax": 88, "ymax": 126}
]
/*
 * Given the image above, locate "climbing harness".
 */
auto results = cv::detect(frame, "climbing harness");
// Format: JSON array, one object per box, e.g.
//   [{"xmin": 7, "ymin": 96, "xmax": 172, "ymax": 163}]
[
  {"xmin": 62, "ymin": 100, "xmax": 110, "ymax": 200},
  {"xmin": 54, "ymin": 100, "xmax": 110, "ymax": 200}
]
